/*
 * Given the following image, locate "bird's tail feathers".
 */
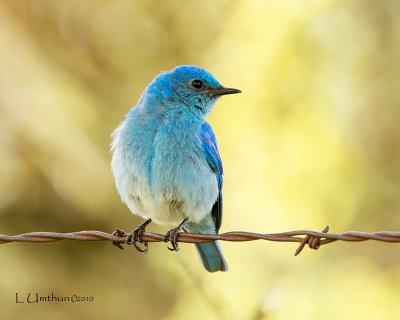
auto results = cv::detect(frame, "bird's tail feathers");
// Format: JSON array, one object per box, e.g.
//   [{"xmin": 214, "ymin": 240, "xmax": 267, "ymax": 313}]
[
  {"xmin": 195, "ymin": 240, "xmax": 228, "ymax": 272},
  {"xmin": 185, "ymin": 222, "xmax": 228, "ymax": 272}
]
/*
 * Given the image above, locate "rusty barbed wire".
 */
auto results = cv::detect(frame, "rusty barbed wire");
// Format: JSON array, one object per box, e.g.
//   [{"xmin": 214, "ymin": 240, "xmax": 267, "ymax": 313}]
[{"xmin": 1, "ymin": 226, "xmax": 400, "ymax": 255}]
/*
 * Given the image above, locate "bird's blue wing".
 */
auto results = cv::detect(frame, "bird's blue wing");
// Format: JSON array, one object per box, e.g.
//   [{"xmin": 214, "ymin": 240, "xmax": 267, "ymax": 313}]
[{"xmin": 200, "ymin": 122, "xmax": 223, "ymax": 232}]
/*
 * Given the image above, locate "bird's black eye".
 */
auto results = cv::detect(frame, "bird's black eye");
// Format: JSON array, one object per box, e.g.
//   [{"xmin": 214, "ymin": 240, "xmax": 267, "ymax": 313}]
[{"xmin": 191, "ymin": 79, "xmax": 204, "ymax": 89}]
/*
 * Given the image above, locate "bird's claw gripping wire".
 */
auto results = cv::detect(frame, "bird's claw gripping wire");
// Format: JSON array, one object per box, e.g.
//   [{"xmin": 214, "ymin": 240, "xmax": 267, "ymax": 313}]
[
  {"xmin": 125, "ymin": 218, "xmax": 152, "ymax": 253},
  {"xmin": 295, "ymin": 225, "xmax": 330, "ymax": 256},
  {"xmin": 163, "ymin": 218, "xmax": 188, "ymax": 251},
  {"xmin": 115, "ymin": 218, "xmax": 152, "ymax": 253}
]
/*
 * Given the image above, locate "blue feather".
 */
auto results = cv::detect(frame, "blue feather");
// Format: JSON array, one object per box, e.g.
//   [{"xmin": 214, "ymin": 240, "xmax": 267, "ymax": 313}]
[
  {"xmin": 200, "ymin": 122, "xmax": 223, "ymax": 231},
  {"xmin": 111, "ymin": 65, "xmax": 240, "ymax": 272}
]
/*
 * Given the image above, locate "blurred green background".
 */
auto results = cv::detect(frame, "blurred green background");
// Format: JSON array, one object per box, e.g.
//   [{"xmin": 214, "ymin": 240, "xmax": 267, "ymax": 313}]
[{"xmin": 1, "ymin": 0, "xmax": 400, "ymax": 319}]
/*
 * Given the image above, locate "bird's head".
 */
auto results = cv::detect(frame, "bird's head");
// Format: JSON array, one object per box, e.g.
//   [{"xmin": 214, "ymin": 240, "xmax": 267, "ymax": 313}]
[{"xmin": 144, "ymin": 65, "xmax": 241, "ymax": 117}]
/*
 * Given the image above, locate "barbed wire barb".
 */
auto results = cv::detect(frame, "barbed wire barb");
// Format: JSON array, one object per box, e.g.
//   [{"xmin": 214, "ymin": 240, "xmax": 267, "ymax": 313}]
[{"xmin": 1, "ymin": 226, "xmax": 400, "ymax": 256}]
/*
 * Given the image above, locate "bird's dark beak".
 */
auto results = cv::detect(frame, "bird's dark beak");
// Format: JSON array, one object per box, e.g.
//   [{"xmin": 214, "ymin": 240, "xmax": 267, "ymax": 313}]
[{"xmin": 210, "ymin": 86, "xmax": 242, "ymax": 96}]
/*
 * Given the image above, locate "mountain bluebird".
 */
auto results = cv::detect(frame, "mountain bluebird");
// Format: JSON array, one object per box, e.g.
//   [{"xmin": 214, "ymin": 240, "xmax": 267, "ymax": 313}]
[{"xmin": 111, "ymin": 65, "xmax": 240, "ymax": 272}]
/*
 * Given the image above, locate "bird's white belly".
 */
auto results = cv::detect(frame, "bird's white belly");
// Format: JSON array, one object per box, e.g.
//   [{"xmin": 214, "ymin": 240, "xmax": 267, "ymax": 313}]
[
  {"xmin": 112, "ymin": 110, "xmax": 219, "ymax": 226},
  {"xmin": 122, "ymin": 160, "xmax": 218, "ymax": 226}
]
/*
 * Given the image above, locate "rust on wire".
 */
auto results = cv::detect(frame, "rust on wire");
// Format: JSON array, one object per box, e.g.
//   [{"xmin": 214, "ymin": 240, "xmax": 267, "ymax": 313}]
[{"xmin": 1, "ymin": 227, "xmax": 400, "ymax": 256}]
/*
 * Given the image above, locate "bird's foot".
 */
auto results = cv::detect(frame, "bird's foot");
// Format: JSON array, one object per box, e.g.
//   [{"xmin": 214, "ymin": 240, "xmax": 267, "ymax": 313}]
[
  {"xmin": 125, "ymin": 218, "xmax": 152, "ymax": 253},
  {"xmin": 163, "ymin": 218, "xmax": 188, "ymax": 251}
]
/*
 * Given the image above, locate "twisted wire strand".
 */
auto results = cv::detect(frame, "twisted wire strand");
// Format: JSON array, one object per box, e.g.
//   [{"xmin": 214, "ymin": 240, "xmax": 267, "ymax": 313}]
[{"xmin": 1, "ymin": 226, "xmax": 400, "ymax": 255}]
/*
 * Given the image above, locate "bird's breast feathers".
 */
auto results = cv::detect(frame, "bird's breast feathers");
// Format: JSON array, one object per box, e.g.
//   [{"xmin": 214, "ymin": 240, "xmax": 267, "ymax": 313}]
[{"xmin": 112, "ymin": 114, "xmax": 218, "ymax": 225}]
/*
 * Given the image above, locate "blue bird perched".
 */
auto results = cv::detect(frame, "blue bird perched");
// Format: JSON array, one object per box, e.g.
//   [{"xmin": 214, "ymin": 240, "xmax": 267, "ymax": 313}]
[{"xmin": 111, "ymin": 65, "xmax": 240, "ymax": 272}]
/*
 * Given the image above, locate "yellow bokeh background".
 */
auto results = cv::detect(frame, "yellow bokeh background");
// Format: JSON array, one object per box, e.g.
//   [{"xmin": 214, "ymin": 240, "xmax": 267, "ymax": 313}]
[{"xmin": 1, "ymin": 1, "xmax": 400, "ymax": 319}]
